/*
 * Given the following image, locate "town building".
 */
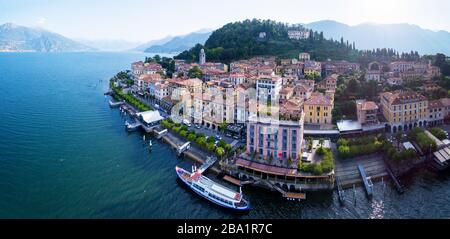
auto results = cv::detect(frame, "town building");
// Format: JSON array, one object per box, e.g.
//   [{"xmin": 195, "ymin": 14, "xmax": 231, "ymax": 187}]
[
  {"xmin": 279, "ymin": 86, "xmax": 294, "ymax": 103},
  {"xmin": 303, "ymin": 61, "xmax": 321, "ymax": 78},
  {"xmin": 228, "ymin": 73, "xmax": 247, "ymax": 85},
  {"xmin": 325, "ymin": 60, "xmax": 360, "ymax": 76},
  {"xmin": 428, "ymin": 100, "xmax": 444, "ymax": 126},
  {"xmin": 256, "ymin": 76, "xmax": 282, "ymax": 103},
  {"xmin": 389, "ymin": 61, "xmax": 415, "ymax": 73},
  {"xmin": 299, "ymin": 53, "xmax": 310, "ymax": 62},
  {"xmin": 303, "ymin": 92, "xmax": 333, "ymax": 125},
  {"xmin": 246, "ymin": 114, "xmax": 305, "ymax": 162},
  {"xmin": 365, "ymin": 62, "xmax": 382, "ymax": 82},
  {"xmin": 386, "ymin": 77, "xmax": 404, "ymax": 86},
  {"xmin": 437, "ymin": 98, "xmax": 450, "ymax": 123},
  {"xmin": 280, "ymin": 98, "xmax": 304, "ymax": 121},
  {"xmin": 137, "ymin": 74, "xmax": 163, "ymax": 93},
  {"xmin": 356, "ymin": 100, "xmax": 379, "ymax": 125},
  {"xmin": 288, "ymin": 29, "xmax": 310, "ymax": 40},
  {"xmin": 380, "ymin": 90, "xmax": 428, "ymax": 133},
  {"xmin": 293, "ymin": 84, "xmax": 313, "ymax": 100},
  {"xmin": 316, "ymin": 74, "xmax": 338, "ymax": 91}
]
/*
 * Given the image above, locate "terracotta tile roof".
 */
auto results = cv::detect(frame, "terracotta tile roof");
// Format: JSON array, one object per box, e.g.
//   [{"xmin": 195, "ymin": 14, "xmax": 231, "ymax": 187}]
[
  {"xmin": 380, "ymin": 91, "xmax": 427, "ymax": 105},
  {"xmin": 358, "ymin": 101, "xmax": 378, "ymax": 111},
  {"xmin": 280, "ymin": 86, "xmax": 294, "ymax": 94},
  {"xmin": 138, "ymin": 74, "xmax": 163, "ymax": 82},
  {"xmin": 439, "ymin": 98, "xmax": 450, "ymax": 107},
  {"xmin": 304, "ymin": 93, "xmax": 333, "ymax": 106},
  {"xmin": 429, "ymin": 100, "xmax": 444, "ymax": 109}
]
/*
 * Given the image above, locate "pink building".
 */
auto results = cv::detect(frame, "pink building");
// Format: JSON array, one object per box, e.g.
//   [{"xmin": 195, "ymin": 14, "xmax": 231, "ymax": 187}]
[{"xmin": 247, "ymin": 114, "xmax": 305, "ymax": 162}]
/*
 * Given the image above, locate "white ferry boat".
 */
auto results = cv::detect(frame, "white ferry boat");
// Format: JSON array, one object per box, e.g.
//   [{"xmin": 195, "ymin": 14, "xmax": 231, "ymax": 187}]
[{"xmin": 175, "ymin": 166, "xmax": 250, "ymax": 211}]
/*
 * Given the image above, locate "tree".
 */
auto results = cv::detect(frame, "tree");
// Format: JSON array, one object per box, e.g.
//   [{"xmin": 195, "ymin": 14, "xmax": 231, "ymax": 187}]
[
  {"xmin": 216, "ymin": 147, "xmax": 225, "ymax": 158},
  {"xmin": 206, "ymin": 136, "xmax": 215, "ymax": 144},
  {"xmin": 207, "ymin": 142, "xmax": 215, "ymax": 152},
  {"xmin": 188, "ymin": 66, "xmax": 203, "ymax": 78},
  {"xmin": 319, "ymin": 138, "xmax": 325, "ymax": 147},
  {"xmin": 219, "ymin": 122, "xmax": 228, "ymax": 133},
  {"xmin": 224, "ymin": 144, "xmax": 232, "ymax": 153},
  {"xmin": 187, "ymin": 133, "xmax": 196, "ymax": 142},
  {"xmin": 217, "ymin": 140, "xmax": 226, "ymax": 148},
  {"xmin": 395, "ymin": 131, "xmax": 402, "ymax": 149},
  {"xmin": 338, "ymin": 145, "xmax": 350, "ymax": 159},
  {"xmin": 430, "ymin": 127, "xmax": 447, "ymax": 140},
  {"xmin": 196, "ymin": 136, "xmax": 206, "ymax": 147}
]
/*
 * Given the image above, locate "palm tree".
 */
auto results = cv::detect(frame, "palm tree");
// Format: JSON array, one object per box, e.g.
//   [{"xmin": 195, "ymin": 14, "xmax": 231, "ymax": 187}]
[
  {"xmin": 319, "ymin": 138, "xmax": 325, "ymax": 147},
  {"xmin": 395, "ymin": 131, "xmax": 402, "ymax": 150},
  {"xmin": 216, "ymin": 147, "xmax": 225, "ymax": 160}
]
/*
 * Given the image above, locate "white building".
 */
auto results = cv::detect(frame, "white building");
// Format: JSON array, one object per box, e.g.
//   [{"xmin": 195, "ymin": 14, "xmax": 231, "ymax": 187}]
[
  {"xmin": 256, "ymin": 76, "xmax": 282, "ymax": 103},
  {"xmin": 299, "ymin": 53, "xmax": 310, "ymax": 62}
]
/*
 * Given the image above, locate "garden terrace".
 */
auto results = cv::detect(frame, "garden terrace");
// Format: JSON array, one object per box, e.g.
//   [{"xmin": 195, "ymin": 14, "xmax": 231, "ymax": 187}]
[
  {"xmin": 407, "ymin": 128, "xmax": 437, "ymax": 154},
  {"xmin": 336, "ymin": 135, "xmax": 385, "ymax": 159},
  {"xmin": 111, "ymin": 85, "xmax": 151, "ymax": 112},
  {"xmin": 161, "ymin": 119, "xmax": 234, "ymax": 158}
]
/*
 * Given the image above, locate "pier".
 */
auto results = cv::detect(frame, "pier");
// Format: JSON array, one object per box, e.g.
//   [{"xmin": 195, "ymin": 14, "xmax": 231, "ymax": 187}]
[
  {"xmin": 223, "ymin": 175, "xmax": 255, "ymax": 186},
  {"xmin": 154, "ymin": 127, "xmax": 168, "ymax": 139},
  {"xmin": 177, "ymin": 142, "xmax": 191, "ymax": 156},
  {"xmin": 109, "ymin": 100, "xmax": 124, "ymax": 108},
  {"xmin": 334, "ymin": 154, "xmax": 387, "ymax": 188},
  {"xmin": 196, "ymin": 156, "xmax": 218, "ymax": 174},
  {"xmin": 385, "ymin": 165, "xmax": 405, "ymax": 194},
  {"xmin": 125, "ymin": 120, "xmax": 142, "ymax": 131},
  {"xmin": 261, "ymin": 180, "xmax": 306, "ymax": 201},
  {"xmin": 358, "ymin": 165, "xmax": 374, "ymax": 197},
  {"xmin": 336, "ymin": 176, "xmax": 345, "ymax": 204}
]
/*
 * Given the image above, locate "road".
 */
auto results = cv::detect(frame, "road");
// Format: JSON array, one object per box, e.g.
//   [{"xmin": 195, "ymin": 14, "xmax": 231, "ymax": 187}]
[{"xmin": 132, "ymin": 92, "xmax": 245, "ymax": 149}]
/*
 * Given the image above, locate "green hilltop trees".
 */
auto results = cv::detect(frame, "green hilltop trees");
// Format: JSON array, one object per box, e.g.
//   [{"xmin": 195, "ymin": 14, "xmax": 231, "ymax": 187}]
[{"xmin": 176, "ymin": 19, "xmax": 360, "ymax": 63}]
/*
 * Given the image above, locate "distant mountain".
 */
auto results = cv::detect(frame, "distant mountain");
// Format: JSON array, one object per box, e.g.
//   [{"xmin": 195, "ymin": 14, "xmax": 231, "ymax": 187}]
[
  {"xmin": 77, "ymin": 38, "xmax": 142, "ymax": 52},
  {"xmin": 144, "ymin": 31, "xmax": 212, "ymax": 53},
  {"xmin": 304, "ymin": 20, "xmax": 450, "ymax": 55},
  {"xmin": 131, "ymin": 36, "xmax": 174, "ymax": 52},
  {"xmin": 0, "ymin": 23, "xmax": 95, "ymax": 52}
]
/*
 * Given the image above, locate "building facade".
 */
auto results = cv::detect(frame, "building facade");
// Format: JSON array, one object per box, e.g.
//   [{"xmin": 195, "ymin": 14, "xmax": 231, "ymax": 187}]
[
  {"xmin": 247, "ymin": 115, "xmax": 305, "ymax": 162},
  {"xmin": 303, "ymin": 92, "xmax": 333, "ymax": 125},
  {"xmin": 380, "ymin": 91, "xmax": 428, "ymax": 133},
  {"xmin": 356, "ymin": 100, "xmax": 379, "ymax": 125}
]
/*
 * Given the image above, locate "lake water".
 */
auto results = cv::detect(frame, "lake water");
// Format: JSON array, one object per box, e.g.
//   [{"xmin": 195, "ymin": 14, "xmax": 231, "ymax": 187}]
[{"xmin": 1, "ymin": 52, "xmax": 450, "ymax": 218}]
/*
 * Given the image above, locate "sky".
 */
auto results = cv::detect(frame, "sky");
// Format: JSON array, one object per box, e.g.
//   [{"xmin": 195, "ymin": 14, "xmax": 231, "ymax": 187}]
[{"xmin": 1, "ymin": 0, "xmax": 450, "ymax": 42}]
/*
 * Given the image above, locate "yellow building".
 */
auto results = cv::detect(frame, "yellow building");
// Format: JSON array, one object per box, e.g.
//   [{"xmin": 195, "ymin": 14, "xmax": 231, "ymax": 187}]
[
  {"xmin": 380, "ymin": 91, "xmax": 428, "ymax": 133},
  {"xmin": 303, "ymin": 92, "xmax": 333, "ymax": 125}
]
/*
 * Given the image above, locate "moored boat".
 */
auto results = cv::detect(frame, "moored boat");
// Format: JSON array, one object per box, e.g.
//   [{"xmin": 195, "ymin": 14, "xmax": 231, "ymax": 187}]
[{"xmin": 175, "ymin": 166, "xmax": 250, "ymax": 211}]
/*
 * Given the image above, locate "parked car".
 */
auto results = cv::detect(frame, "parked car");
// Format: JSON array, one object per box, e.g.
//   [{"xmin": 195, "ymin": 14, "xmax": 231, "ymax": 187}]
[
  {"xmin": 233, "ymin": 135, "xmax": 239, "ymax": 140},
  {"xmin": 195, "ymin": 124, "xmax": 201, "ymax": 129}
]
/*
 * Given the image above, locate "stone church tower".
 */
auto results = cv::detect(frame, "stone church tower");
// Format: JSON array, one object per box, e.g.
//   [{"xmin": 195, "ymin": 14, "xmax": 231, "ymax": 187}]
[{"xmin": 199, "ymin": 48, "xmax": 206, "ymax": 65}]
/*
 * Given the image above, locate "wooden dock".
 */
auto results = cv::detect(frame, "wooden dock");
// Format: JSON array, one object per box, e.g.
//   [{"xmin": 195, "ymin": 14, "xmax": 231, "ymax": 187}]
[
  {"xmin": 223, "ymin": 175, "xmax": 242, "ymax": 186},
  {"xmin": 262, "ymin": 180, "xmax": 306, "ymax": 201},
  {"xmin": 386, "ymin": 165, "xmax": 405, "ymax": 194},
  {"xmin": 283, "ymin": 192, "xmax": 306, "ymax": 200}
]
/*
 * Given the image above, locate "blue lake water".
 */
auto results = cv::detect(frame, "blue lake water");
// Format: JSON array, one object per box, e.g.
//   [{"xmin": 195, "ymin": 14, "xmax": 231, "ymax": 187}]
[{"xmin": 0, "ymin": 52, "xmax": 450, "ymax": 218}]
